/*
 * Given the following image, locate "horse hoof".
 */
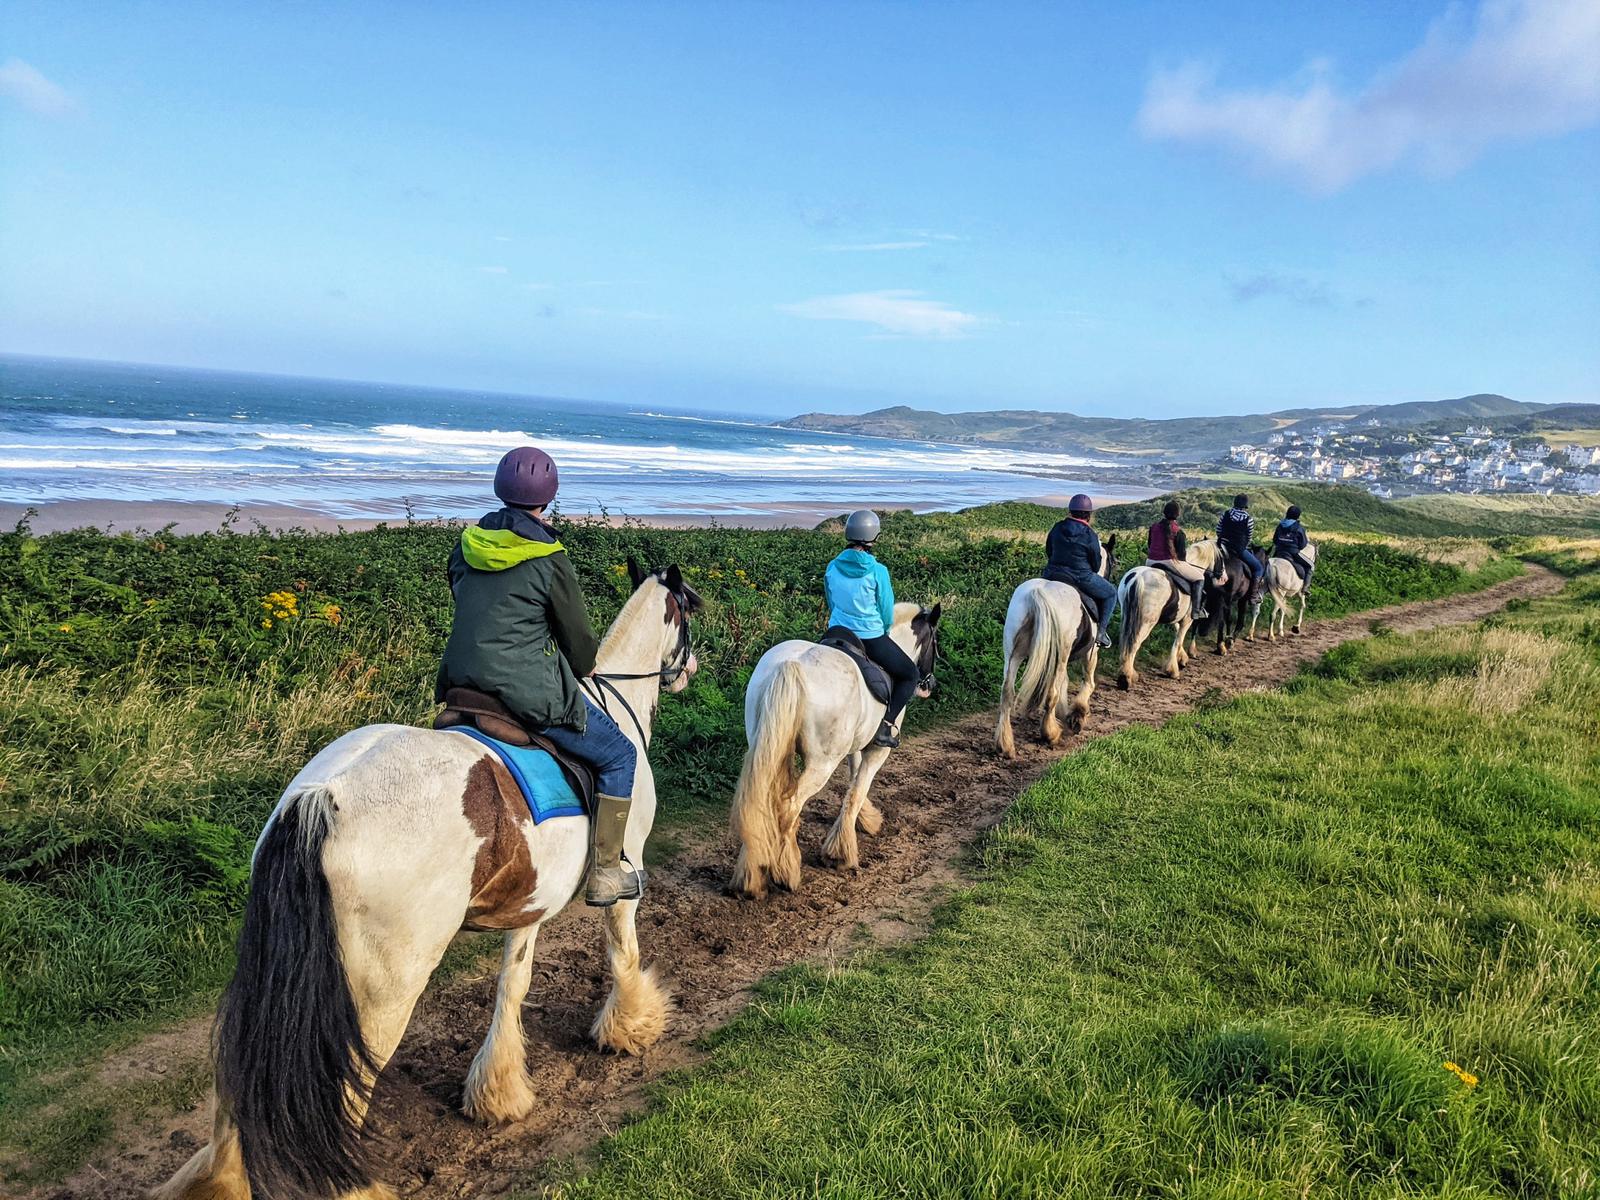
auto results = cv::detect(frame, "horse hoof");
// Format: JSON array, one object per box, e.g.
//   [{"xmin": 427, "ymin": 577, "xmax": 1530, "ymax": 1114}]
[{"xmin": 1117, "ymin": 676, "xmax": 1130, "ymax": 690}]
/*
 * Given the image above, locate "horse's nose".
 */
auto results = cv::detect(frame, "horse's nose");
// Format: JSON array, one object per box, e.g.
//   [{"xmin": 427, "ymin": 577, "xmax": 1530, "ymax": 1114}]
[{"xmin": 685, "ymin": 652, "xmax": 699, "ymax": 675}]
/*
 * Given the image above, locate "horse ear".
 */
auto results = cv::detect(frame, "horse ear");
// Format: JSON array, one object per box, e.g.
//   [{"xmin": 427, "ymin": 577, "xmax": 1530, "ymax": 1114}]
[
  {"xmin": 1106, "ymin": 533, "xmax": 1118, "ymax": 555},
  {"xmin": 927, "ymin": 602, "xmax": 943, "ymax": 626},
  {"xmin": 663, "ymin": 564, "xmax": 684, "ymax": 593},
  {"xmin": 627, "ymin": 556, "xmax": 647, "ymax": 588}
]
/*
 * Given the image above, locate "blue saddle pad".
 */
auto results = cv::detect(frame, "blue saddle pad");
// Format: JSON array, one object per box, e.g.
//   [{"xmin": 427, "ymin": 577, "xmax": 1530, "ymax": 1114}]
[{"xmin": 446, "ymin": 727, "xmax": 587, "ymax": 824}]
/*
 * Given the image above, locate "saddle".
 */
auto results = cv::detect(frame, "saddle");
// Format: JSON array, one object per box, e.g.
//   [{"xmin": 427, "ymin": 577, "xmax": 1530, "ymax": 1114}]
[
  {"xmin": 434, "ymin": 687, "xmax": 595, "ymax": 811},
  {"xmin": 1149, "ymin": 562, "xmax": 1192, "ymax": 623},
  {"xmin": 817, "ymin": 626, "xmax": 892, "ymax": 705}
]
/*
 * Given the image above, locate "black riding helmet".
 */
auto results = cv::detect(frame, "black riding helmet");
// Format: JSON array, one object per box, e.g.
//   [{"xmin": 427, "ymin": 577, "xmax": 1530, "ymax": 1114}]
[{"xmin": 1286, "ymin": 504, "xmax": 1302, "ymax": 519}]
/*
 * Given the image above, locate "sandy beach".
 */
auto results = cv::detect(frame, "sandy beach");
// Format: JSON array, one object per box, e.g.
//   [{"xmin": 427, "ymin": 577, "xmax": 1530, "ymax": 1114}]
[{"xmin": 0, "ymin": 490, "xmax": 1158, "ymax": 536}]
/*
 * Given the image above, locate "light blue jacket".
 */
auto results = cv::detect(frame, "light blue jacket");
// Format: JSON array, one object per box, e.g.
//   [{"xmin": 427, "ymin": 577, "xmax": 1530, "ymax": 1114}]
[{"xmin": 825, "ymin": 548, "xmax": 895, "ymax": 639}]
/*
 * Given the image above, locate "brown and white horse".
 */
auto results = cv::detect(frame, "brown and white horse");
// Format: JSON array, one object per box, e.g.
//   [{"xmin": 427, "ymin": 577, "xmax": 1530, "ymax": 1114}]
[
  {"xmin": 1114, "ymin": 553, "xmax": 1222, "ymax": 689},
  {"xmin": 154, "ymin": 564, "xmax": 700, "ymax": 1200},
  {"xmin": 1253, "ymin": 543, "xmax": 1316, "ymax": 639},
  {"xmin": 994, "ymin": 534, "xmax": 1116, "ymax": 758},
  {"xmin": 728, "ymin": 602, "xmax": 940, "ymax": 898}
]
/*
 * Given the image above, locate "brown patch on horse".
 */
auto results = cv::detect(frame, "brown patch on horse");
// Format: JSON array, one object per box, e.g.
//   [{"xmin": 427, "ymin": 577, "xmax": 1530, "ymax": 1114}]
[
  {"xmin": 1157, "ymin": 575, "xmax": 1183, "ymax": 626},
  {"xmin": 459, "ymin": 756, "xmax": 546, "ymax": 931}
]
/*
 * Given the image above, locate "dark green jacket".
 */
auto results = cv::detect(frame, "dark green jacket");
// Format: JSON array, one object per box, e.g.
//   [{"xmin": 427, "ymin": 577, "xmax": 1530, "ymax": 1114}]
[{"xmin": 436, "ymin": 507, "xmax": 600, "ymax": 732}]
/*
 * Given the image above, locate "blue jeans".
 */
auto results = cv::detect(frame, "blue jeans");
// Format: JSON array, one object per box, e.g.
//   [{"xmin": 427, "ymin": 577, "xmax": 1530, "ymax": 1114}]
[
  {"xmin": 538, "ymin": 696, "xmax": 637, "ymax": 797},
  {"xmin": 1235, "ymin": 546, "xmax": 1263, "ymax": 580}
]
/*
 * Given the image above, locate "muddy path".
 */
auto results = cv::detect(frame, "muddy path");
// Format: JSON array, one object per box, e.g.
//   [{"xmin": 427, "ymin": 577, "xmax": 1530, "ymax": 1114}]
[{"xmin": 51, "ymin": 566, "xmax": 1561, "ymax": 1200}]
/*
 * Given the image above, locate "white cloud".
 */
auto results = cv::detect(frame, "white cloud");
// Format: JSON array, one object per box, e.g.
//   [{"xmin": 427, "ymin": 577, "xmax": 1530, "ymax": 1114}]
[
  {"xmin": 0, "ymin": 58, "xmax": 76, "ymax": 117},
  {"xmin": 781, "ymin": 290, "xmax": 982, "ymax": 339},
  {"xmin": 824, "ymin": 241, "xmax": 929, "ymax": 252},
  {"xmin": 1137, "ymin": 0, "xmax": 1600, "ymax": 192}
]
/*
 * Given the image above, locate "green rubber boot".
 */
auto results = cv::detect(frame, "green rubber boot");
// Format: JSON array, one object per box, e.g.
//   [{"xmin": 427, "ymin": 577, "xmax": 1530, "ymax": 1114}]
[{"xmin": 585, "ymin": 793, "xmax": 645, "ymax": 907}]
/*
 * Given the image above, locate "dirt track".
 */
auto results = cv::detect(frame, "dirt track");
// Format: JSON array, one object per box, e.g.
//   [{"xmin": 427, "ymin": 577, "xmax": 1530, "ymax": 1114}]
[{"xmin": 51, "ymin": 566, "xmax": 1561, "ymax": 1200}]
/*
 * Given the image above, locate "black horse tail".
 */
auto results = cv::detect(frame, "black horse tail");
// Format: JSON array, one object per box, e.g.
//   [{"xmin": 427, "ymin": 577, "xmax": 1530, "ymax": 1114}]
[{"xmin": 215, "ymin": 788, "xmax": 379, "ymax": 1199}]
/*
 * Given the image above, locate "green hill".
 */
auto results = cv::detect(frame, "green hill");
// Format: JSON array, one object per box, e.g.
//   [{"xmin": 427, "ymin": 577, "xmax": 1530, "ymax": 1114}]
[{"xmin": 780, "ymin": 393, "xmax": 1556, "ymax": 458}]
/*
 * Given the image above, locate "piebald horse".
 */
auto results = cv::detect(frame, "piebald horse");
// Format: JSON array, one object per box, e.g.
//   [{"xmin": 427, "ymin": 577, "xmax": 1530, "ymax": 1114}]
[
  {"xmin": 728, "ymin": 602, "xmax": 941, "ymax": 898},
  {"xmin": 1253, "ymin": 543, "xmax": 1317, "ymax": 640},
  {"xmin": 1114, "ymin": 550, "xmax": 1227, "ymax": 689},
  {"xmin": 155, "ymin": 563, "xmax": 701, "ymax": 1200},
  {"xmin": 995, "ymin": 534, "xmax": 1117, "ymax": 758}
]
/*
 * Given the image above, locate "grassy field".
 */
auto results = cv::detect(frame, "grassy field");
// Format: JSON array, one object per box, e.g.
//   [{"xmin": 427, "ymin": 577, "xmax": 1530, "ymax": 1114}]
[
  {"xmin": 548, "ymin": 558, "xmax": 1600, "ymax": 1200},
  {"xmin": 0, "ymin": 488, "xmax": 1532, "ymax": 1182}
]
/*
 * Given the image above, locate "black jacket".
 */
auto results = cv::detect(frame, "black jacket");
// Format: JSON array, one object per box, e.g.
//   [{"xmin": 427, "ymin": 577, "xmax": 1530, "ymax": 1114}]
[
  {"xmin": 1043, "ymin": 517, "xmax": 1103, "ymax": 584},
  {"xmin": 1272, "ymin": 518, "xmax": 1308, "ymax": 557}
]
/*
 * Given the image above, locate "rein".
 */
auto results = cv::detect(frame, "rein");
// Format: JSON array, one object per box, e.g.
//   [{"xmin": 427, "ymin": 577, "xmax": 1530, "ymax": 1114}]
[{"xmin": 582, "ymin": 588, "xmax": 695, "ymax": 749}]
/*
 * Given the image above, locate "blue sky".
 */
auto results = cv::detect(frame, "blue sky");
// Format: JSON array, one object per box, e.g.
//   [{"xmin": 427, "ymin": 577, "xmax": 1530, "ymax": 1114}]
[{"xmin": 2, "ymin": 0, "xmax": 1596, "ymax": 417}]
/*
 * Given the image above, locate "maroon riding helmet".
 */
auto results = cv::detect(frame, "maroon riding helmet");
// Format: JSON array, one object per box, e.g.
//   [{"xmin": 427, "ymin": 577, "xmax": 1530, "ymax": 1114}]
[
  {"xmin": 1068, "ymin": 493, "xmax": 1094, "ymax": 517},
  {"xmin": 494, "ymin": 446, "xmax": 559, "ymax": 509}
]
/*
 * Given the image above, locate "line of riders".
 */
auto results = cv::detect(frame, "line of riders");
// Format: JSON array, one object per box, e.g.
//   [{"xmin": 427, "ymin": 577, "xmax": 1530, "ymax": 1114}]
[
  {"xmin": 437, "ymin": 447, "xmax": 1317, "ymax": 907},
  {"xmin": 156, "ymin": 445, "xmax": 1327, "ymax": 1200}
]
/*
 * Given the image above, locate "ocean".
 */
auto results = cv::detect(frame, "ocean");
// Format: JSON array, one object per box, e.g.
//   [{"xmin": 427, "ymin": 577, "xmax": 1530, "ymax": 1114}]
[{"xmin": 0, "ymin": 356, "xmax": 1135, "ymax": 522}]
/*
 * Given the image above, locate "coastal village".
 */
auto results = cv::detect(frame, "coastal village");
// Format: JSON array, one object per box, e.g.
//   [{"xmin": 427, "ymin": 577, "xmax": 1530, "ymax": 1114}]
[{"xmin": 1226, "ymin": 421, "xmax": 1600, "ymax": 497}]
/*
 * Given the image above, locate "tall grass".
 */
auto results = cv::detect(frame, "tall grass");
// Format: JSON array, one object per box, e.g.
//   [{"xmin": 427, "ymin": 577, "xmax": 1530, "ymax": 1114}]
[{"xmin": 548, "ymin": 571, "xmax": 1600, "ymax": 1199}]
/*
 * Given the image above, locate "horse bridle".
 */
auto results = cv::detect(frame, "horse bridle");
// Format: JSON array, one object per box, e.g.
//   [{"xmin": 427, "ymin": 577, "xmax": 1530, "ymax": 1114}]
[{"xmin": 582, "ymin": 584, "xmax": 695, "ymax": 749}]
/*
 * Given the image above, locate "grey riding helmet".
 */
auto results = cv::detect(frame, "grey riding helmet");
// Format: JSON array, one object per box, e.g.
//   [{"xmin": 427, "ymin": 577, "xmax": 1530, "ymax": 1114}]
[{"xmin": 844, "ymin": 509, "xmax": 881, "ymax": 543}]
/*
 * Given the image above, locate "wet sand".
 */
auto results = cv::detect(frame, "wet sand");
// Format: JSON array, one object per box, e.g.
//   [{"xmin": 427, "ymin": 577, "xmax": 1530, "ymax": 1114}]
[{"xmin": 0, "ymin": 490, "xmax": 1158, "ymax": 535}]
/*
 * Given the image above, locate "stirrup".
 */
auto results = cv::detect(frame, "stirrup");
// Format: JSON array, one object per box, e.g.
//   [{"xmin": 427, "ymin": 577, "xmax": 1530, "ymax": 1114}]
[{"xmin": 585, "ymin": 853, "xmax": 646, "ymax": 907}]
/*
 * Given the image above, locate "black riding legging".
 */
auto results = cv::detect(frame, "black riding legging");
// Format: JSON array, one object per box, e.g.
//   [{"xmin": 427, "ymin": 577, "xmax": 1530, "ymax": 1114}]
[{"xmin": 861, "ymin": 634, "xmax": 919, "ymax": 726}]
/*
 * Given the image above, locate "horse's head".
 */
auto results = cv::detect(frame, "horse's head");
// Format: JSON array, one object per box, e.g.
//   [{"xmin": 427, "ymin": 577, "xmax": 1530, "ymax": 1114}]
[
  {"xmin": 911, "ymin": 602, "xmax": 942, "ymax": 698},
  {"xmin": 625, "ymin": 557, "xmax": 703, "ymax": 693},
  {"xmin": 1099, "ymin": 533, "xmax": 1118, "ymax": 580}
]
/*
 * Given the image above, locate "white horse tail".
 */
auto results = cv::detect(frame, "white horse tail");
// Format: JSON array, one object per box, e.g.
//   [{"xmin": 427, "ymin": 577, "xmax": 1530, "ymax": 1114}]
[
  {"xmin": 729, "ymin": 659, "xmax": 807, "ymax": 898},
  {"xmin": 213, "ymin": 784, "xmax": 379, "ymax": 1199},
  {"xmin": 1013, "ymin": 584, "xmax": 1068, "ymax": 717}
]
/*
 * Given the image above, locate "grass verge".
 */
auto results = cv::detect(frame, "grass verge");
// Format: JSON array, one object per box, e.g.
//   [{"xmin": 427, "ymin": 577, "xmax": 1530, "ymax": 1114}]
[{"xmin": 546, "ymin": 568, "xmax": 1600, "ymax": 1199}]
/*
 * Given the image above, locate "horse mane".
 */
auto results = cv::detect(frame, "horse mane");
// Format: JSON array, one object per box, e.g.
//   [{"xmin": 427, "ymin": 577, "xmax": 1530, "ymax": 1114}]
[{"xmin": 890, "ymin": 601, "xmax": 923, "ymax": 629}]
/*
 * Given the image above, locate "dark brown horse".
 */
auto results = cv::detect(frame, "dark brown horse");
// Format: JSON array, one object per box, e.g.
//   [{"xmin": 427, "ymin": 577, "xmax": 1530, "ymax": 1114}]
[{"xmin": 1203, "ymin": 545, "xmax": 1266, "ymax": 655}]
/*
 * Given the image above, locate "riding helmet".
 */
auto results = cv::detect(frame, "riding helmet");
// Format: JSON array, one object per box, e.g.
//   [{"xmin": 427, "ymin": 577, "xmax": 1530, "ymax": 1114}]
[
  {"xmin": 1234, "ymin": 493, "xmax": 1250, "ymax": 509},
  {"xmin": 844, "ymin": 509, "xmax": 881, "ymax": 543},
  {"xmin": 1068, "ymin": 493, "xmax": 1094, "ymax": 516},
  {"xmin": 494, "ymin": 446, "xmax": 559, "ymax": 509},
  {"xmin": 1286, "ymin": 504, "xmax": 1301, "ymax": 519}
]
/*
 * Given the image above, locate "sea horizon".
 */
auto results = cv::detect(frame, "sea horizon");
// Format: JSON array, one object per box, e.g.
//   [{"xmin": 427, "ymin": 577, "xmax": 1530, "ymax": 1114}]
[{"xmin": 0, "ymin": 354, "xmax": 1155, "ymax": 527}]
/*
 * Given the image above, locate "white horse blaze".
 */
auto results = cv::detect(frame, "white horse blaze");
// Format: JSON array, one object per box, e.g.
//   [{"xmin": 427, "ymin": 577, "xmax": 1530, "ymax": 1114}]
[
  {"xmin": 157, "ymin": 575, "xmax": 692, "ymax": 1200},
  {"xmin": 729, "ymin": 602, "xmax": 932, "ymax": 897}
]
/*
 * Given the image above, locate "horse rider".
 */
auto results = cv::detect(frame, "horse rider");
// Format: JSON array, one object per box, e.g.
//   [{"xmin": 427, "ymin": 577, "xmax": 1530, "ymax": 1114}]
[
  {"xmin": 825, "ymin": 510, "xmax": 920, "ymax": 749},
  {"xmin": 1216, "ymin": 493, "xmax": 1264, "ymax": 586},
  {"xmin": 1146, "ymin": 499, "xmax": 1209, "ymax": 620},
  {"xmin": 1043, "ymin": 494, "xmax": 1117, "ymax": 650},
  {"xmin": 1272, "ymin": 503, "xmax": 1315, "ymax": 596},
  {"xmin": 436, "ymin": 446, "xmax": 644, "ymax": 907}
]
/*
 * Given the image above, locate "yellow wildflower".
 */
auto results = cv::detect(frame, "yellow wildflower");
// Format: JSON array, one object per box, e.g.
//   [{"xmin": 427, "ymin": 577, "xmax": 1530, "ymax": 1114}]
[
  {"xmin": 612, "ymin": 564, "xmax": 627, "ymax": 576},
  {"xmin": 322, "ymin": 603, "xmax": 343, "ymax": 627},
  {"xmin": 1443, "ymin": 1061, "xmax": 1479, "ymax": 1088},
  {"xmin": 58, "ymin": 623, "xmax": 72, "ymax": 632},
  {"xmin": 261, "ymin": 618, "xmax": 273, "ymax": 629}
]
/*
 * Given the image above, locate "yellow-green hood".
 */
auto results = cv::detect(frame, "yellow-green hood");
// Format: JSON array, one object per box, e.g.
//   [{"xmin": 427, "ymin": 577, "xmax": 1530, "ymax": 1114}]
[{"xmin": 459, "ymin": 525, "xmax": 566, "ymax": 571}]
